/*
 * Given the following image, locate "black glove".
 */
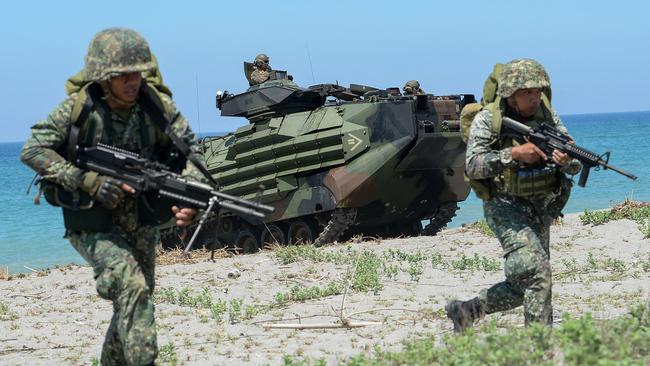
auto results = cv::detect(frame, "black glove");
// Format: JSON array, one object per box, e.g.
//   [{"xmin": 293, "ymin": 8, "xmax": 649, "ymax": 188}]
[{"xmin": 80, "ymin": 172, "xmax": 124, "ymax": 209}]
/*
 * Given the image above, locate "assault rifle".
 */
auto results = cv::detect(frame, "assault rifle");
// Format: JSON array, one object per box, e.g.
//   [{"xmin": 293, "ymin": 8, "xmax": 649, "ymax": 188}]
[
  {"xmin": 74, "ymin": 143, "xmax": 275, "ymax": 253},
  {"xmin": 502, "ymin": 117, "xmax": 637, "ymax": 187}
]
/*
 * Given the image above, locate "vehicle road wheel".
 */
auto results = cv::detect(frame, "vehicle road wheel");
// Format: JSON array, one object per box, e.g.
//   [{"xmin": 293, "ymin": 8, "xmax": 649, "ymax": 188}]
[
  {"xmin": 287, "ymin": 221, "xmax": 314, "ymax": 245},
  {"xmin": 235, "ymin": 230, "xmax": 259, "ymax": 253},
  {"xmin": 261, "ymin": 224, "xmax": 285, "ymax": 247}
]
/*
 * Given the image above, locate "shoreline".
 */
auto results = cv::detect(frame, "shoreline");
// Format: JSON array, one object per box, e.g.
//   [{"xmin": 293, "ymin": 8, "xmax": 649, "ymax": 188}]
[
  {"xmin": 0, "ymin": 209, "xmax": 592, "ymax": 277},
  {"xmin": 0, "ymin": 207, "xmax": 627, "ymax": 277},
  {"xmin": 1, "ymin": 212, "xmax": 648, "ymax": 365}
]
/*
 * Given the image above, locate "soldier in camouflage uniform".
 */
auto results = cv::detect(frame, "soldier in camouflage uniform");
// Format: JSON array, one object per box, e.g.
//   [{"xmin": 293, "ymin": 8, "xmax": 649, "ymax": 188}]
[
  {"xmin": 402, "ymin": 80, "xmax": 424, "ymax": 95},
  {"xmin": 250, "ymin": 53, "xmax": 272, "ymax": 85},
  {"xmin": 20, "ymin": 28, "xmax": 204, "ymax": 365},
  {"xmin": 446, "ymin": 59, "xmax": 581, "ymax": 332}
]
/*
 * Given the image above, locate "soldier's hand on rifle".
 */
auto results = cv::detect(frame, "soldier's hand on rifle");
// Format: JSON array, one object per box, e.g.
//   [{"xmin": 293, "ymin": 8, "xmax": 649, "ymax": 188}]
[
  {"xmin": 80, "ymin": 171, "xmax": 135, "ymax": 209},
  {"xmin": 511, "ymin": 142, "xmax": 547, "ymax": 164},
  {"xmin": 172, "ymin": 206, "xmax": 197, "ymax": 227},
  {"xmin": 552, "ymin": 149, "xmax": 571, "ymax": 166}
]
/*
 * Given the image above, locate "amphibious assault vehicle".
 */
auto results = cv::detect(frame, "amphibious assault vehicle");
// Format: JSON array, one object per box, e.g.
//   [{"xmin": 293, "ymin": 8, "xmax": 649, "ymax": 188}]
[{"xmin": 165, "ymin": 76, "xmax": 475, "ymax": 251}]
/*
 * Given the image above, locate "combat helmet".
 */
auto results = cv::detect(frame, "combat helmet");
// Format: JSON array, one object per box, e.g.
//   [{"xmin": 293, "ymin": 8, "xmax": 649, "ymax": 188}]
[
  {"xmin": 403, "ymin": 80, "xmax": 423, "ymax": 95},
  {"xmin": 404, "ymin": 80, "xmax": 420, "ymax": 89},
  {"xmin": 84, "ymin": 28, "xmax": 155, "ymax": 81},
  {"xmin": 254, "ymin": 53, "xmax": 269, "ymax": 67},
  {"xmin": 497, "ymin": 58, "xmax": 550, "ymax": 98}
]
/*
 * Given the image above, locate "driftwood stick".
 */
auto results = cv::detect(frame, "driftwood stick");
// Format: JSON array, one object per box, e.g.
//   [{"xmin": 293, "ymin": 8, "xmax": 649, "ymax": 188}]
[
  {"xmin": 262, "ymin": 321, "xmax": 382, "ymax": 330},
  {"xmin": 346, "ymin": 307, "xmax": 423, "ymax": 319}
]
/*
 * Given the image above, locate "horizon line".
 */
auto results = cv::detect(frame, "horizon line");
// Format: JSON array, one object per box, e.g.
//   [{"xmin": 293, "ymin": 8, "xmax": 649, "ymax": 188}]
[{"xmin": 2, "ymin": 109, "xmax": 649, "ymax": 144}]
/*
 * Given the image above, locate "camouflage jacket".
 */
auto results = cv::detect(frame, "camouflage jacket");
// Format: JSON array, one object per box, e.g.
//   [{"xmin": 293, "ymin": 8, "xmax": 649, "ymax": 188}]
[
  {"xmin": 20, "ymin": 90, "xmax": 205, "ymax": 230},
  {"xmin": 250, "ymin": 68, "xmax": 270, "ymax": 85},
  {"xmin": 466, "ymin": 108, "xmax": 581, "ymax": 181}
]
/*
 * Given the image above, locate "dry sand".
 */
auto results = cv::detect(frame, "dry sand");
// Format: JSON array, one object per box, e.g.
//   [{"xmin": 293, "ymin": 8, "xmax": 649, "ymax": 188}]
[{"xmin": 1, "ymin": 213, "xmax": 648, "ymax": 365}]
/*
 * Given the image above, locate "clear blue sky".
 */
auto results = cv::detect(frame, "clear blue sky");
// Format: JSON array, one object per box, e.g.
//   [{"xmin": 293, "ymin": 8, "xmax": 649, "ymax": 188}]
[{"xmin": 2, "ymin": 0, "xmax": 648, "ymax": 142}]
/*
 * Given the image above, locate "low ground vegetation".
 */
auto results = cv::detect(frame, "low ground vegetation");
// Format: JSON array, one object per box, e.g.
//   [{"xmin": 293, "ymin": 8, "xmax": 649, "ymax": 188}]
[
  {"xmin": 1, "ymin": 206, "xmax": 649, "ymax": 365},
  {"xmin": 581, "ymin": 200, "xmax": 650, "ymax": 237},
  {"xmin": 283, "ymin": 304, "xmax": 650, "ymax": 365}
]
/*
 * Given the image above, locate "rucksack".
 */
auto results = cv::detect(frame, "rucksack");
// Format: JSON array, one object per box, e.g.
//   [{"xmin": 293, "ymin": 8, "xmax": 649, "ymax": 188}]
[{"xmin": 460, "ymin": 62, "xmax": 553, "ymax": 144}]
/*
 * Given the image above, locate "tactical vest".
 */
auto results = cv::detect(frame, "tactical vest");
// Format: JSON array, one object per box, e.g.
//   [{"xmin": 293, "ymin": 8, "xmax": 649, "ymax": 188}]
[
  {"xmin": 43, "ymin": 81, "xmax": 184, "ymax": 232},
  {"xmin": 466, "ymin": 95, "xmax": 559, "ymax": 200}
]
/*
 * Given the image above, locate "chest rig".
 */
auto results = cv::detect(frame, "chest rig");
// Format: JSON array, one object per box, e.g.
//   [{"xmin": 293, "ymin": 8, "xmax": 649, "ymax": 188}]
[
  {"xmin": 490, "ymin": 99, "xmax": 559, "ymax": 197},
  {"xmin": 45, "ymin": 82, "xmax": 186, "ymax": 232}
]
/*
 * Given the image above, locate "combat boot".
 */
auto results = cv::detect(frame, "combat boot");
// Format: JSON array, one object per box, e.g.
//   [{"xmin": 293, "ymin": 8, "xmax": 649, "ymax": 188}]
[{"xmin": 445, "ymin": 297, "xmax": 484, "ymax": 333}]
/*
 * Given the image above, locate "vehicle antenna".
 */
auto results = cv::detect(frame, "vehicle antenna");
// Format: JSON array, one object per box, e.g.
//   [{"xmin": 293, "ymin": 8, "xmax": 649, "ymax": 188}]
[
  {"xmin": 195, "ymin": 72, "xmax": 202, "ymax": 136},
  {"xmin": 306, "ymin": 44, "xmax": 316, "ymax": 84}
]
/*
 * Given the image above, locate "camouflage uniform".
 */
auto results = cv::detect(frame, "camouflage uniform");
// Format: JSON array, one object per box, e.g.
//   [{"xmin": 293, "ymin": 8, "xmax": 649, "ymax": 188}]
[
  {"xmin": 250, "ymin": 53, "xmax": 271, "ymax": 85},
  {"xmin": 20, "ymin": 28, "xmax": 202, "ymax": 366},
  {"xmin": 447, "ymin": 59, "xmax": 580, "ymax": 331},
  {"xmin": 403, "ymin": 80, "xmax": 424, "ymax": 95}
]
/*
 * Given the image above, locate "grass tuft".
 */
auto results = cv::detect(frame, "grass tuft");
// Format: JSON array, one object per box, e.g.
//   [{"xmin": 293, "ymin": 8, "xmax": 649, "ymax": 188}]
[
  {"xmin": 337, "ymin": 303, "xmax": 650, "ymax": 365},
  {"xmin": 464, "ymin": 219, "xmax": 495, "ymax": 237},
  {"xmin": 580, "ymin": 200, "xmax": 650, "ymax": 238}
]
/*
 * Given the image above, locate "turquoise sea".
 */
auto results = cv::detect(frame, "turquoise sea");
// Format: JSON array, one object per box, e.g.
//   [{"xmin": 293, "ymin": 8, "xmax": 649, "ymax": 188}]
[{"xmin": 2, "ymin": 111, "xmax": 648, "ymax": 274}]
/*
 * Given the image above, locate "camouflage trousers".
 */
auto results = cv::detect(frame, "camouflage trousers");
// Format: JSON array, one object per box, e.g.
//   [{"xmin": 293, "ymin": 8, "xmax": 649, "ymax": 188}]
[
  {"xmin": 69, "ymin": 226, "xmax": 159, "ymax": 366},
  {"xmin": 478, "ymin": 195, "xmax": 554, "ymax": 326}
]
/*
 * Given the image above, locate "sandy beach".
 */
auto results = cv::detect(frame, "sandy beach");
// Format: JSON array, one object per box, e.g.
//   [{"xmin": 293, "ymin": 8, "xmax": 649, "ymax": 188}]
[{"xmin": 1, "ymin": 212, "xmax": 648, "ymax": 365}]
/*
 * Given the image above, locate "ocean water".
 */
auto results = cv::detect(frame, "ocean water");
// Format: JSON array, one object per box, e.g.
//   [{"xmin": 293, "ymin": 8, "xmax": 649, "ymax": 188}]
[{"xmin": 2, "ymin": 111, "xmax": 648, "ymax": 273}]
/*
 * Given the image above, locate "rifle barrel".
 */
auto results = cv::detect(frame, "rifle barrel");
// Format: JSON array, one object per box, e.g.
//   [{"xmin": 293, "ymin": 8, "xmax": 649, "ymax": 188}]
[{"xmin": 602, "ymin": 162, "xmax": 637, "ymax": 181}]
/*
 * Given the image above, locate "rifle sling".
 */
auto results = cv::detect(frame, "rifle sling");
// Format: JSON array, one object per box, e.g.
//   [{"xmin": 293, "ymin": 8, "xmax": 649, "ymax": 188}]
[
  {"xmin": 67, "ymin": 83, "xmax": 101, "ymax": 162},
  {"xmin": 138, "ymin": 84, "xmax": 218, "ymax": 187}
]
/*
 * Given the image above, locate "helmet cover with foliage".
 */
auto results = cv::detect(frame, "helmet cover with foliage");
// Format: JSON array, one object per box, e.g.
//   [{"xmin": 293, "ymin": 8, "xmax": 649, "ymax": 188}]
[
  {"xmin": 84, "ymin": 28, "xmax": 155, "ymax": 81},
  {"xmin": 497, "ymin": 58, "xmax": 550, "ymax": 98}
]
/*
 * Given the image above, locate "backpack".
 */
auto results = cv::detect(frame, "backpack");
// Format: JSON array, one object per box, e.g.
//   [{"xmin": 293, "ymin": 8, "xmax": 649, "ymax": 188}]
[{"xmin": 460, "ymin": 62, "xmax": 553, "ymax": 144}]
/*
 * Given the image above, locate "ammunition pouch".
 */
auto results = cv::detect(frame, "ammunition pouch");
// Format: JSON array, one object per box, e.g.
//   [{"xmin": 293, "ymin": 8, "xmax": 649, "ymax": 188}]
[
  {"xmin": 499, "ymin": 166, "xmax": 558, "ymax": 197},
  {"xmin": 41, "ymin": 180, "xmax": 113, "ymax": 232},
  {"xmin": 42, "ymin": 180, "xmax": 176, "ymax": 231},
  {"xmin": 545, "ymin": 174, "xmax": 572, "ymax": 220}
]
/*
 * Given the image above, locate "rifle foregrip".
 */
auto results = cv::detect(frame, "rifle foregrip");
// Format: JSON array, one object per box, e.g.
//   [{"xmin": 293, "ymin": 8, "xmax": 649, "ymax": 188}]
[{"xmin": 578, "ymin": 166, "xmax": 590, "ymax": 187}]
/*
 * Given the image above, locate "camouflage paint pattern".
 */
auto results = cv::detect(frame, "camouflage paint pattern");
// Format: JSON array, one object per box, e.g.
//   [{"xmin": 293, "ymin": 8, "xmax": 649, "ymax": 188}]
[
  {"xmin": 201, "ymin": 82, "xmax": 472, "ymax": 237},
  {"xmin": 478, "ymin": 195, "xmax": 553, "ymax": 325},
  {"xmin": 497, "ymin": 58, "xmax": 551, "ymax": 98},
  {"xmin": 69, "ymin": 226, "xmax": 159, "ymax": 365},
  {"xmin": 20, "ymin": 29, "xmax": 201, "ymax": 362},
  {"xmin": 465, "ymin": 60, "xmax": 578, "ymax": 326},
  {"xmin": 84, "ymin": 28, "xmax": 155, "ymax": 81}
]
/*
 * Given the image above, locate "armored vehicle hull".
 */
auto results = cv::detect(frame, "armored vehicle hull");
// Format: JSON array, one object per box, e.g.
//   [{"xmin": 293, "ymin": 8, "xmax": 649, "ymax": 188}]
[{"xmin": 164, "ymin": 82, "xmax": 474, "ymax": 250}]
